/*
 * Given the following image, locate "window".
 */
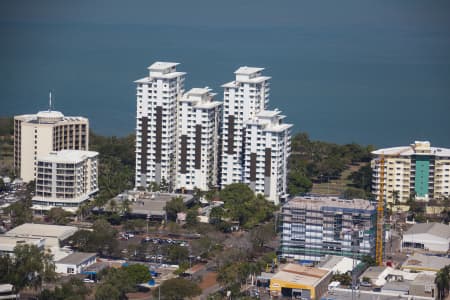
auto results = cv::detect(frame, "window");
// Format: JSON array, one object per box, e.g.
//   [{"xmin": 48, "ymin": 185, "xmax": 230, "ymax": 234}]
[{"xmin": 67, "ymin": 267, "xmax": 75, "ymax": 274}]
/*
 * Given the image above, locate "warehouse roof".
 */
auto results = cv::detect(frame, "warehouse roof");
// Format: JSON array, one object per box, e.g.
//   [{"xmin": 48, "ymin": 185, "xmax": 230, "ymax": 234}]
[
  {"xmin": 6, "ymin": 223, "xmax": 78, "ymax": 241},
  {"xmin": 271, "ymin": 264, "xmax": 330, "ymax": 287},
  {"xmin": 56, "ymin": 252, "xmax": 96, "ymax": 265},
  {"xmin": 402, "ymin": 253, "xmax": 450, "ymax": 272},
  {"xmin": 404, "ymin": 222, "xmax": 450, "ymax": 239}
]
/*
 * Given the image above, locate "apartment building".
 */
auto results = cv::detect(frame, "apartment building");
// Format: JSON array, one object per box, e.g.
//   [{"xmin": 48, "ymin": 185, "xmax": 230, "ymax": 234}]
[
  {"xmin": 279, "ymin": 196, "xmax": 376, "ymax": 263},
  {"xmin": 14, "ymin": 110, "xmax": 89, "ymax": 182},
  {"xmin": 135, "ymin": 62, "xmax": 185, "ymax": 189},
  {"xmin": 32, "ymin": 150, "xmax": 98, "ymax": 213},
  {"xmin": 176, "ymin": 87, "xmax": 222, "ymax": 191},
  {"xmin": 371, "ymin": 141, "xmax": 450, "ymax": 206},
  {"xmin": 220, "ymin": 66, "xmax": 271, "ymax": 186},
  {"xmin": 243, "ymin": 109, "xmax": 291, "ymax": 204}
]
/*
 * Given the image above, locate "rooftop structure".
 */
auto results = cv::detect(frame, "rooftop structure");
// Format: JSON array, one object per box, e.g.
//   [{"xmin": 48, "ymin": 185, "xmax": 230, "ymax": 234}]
[
  {"xmin": 269, "ymin": 263, "xmax": 332, "ymax": 299},
  {"xmin": 371, "ymin": 141, "xmax": 450, "ymax": 205}
]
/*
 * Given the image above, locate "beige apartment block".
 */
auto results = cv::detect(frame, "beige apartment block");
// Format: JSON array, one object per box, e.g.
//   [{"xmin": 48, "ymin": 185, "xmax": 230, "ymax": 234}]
[
  {"xmin": 32, "ymin": 150, "xmax": 98, "ymax": 213},
  {"xmin": 371, "ymin": 141, "xmax": 450, "ymax": 207},
  {"xmin": 14, "ymin": 110, "xmax": 89, "ymax": 182}
]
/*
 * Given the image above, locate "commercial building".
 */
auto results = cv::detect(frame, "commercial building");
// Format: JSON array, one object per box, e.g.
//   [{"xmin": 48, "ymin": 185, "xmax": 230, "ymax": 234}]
[
  {"xmin": 55, "ymin": 252, "xmax": 97, "ymax": 274},
  {"xmin": 279, "ymin": 196, "xmax": 376, "ymax": 263},
  {"xmin": 176, "ymin": 87, "xmax": 222, "ymax": 191},
  {"xmin": 409, "ymin": 274, "xmax": 437, "ymax": 299},
  {"xmin": 269, "ymin": 264, "xmax": 332, "ymax": 299},
  {"xmin": 401, "ymin": 253, "xmax": 450, "ymax": 273},
  {"xmin": 106, "ymin": 190, "xmax": 193, "ymax": 220},
  {"xmin": 243, "ymin": 109, "xmax": 291, "ymax": 204},
  {"xmin": 14, "ymin": 109, "xmax": 89, "ymax": 182},
  {"xmin": 317, "ymin": 255, "xmax": 360, "ymax": 275},
  {"xmin": 32, "ymin": 150, "xmax": 98, "ymax": 213},
  {"xmin": 401, "ymin": 222, "xmax": 450, "ymax": 253},
  {"xmin": 220, "ymin": 66, "xmax": 271, "ymax": 187},
  {"xmin": 0, "ymin": 235, "xmax": 45, "ymax": 256},
  {"xmin": 371, "ymin": 141, "xmax": 450, "ymax": 206},
  {"xmin": 4, "ymin": 223, "xmax": 78, "ymax": 260},
  {"xmin": 135, "ymin": 62, "xmax": 186, "ymax": 189}
]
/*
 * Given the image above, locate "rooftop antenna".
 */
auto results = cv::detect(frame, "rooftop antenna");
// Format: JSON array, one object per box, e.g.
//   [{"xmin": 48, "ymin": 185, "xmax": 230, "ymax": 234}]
[{"xmin": 48, "ymin": 90, "xmax": 52, "ymax": 111}]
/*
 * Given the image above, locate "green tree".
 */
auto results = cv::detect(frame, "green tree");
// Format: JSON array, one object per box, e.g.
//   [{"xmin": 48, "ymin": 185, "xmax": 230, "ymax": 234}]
[
  {"xmin": 154, "ymin": 278, "xmax": 201, "ymax": 300},
  {"xmin": 0, "ymin": 244, "xmax": 56, "ymax": 292},
  {"xmin": 167, "ymin": 244, "xmax": 189, "ymax": 264},
  {"xmin": 47, "ymin": 207, "xmax": 72, "ymax": 225},
  {"xmin": 249, "ymin": 222, "xmax": 276, "ymax": 251},
  {"xmin": 361, "ymin": 255, "xmax": 376, "ymax": 267},
  {"xmin": 435, "ymin": 266, "xmax": 450, "ymax": 300},
  {"xmin": 39, "ymin": 277, "xmax": 90, "ymax": 300},
  {"xmin": 287, "ymin": 170, "xmax": 312, "ymax": 195},
  {"xmin": 342, "ymin": 187, "xmax": 367, "ymax": 200},
  {"xmin": 5, "ymin": 198, "xmax": 33, "ymax": 227},
  {"xmin": 165, "ymin": 196, "xmax": 187, "ymax": 222},
  {"xmin": 123, "ymin": 264, "xmax": 152, "ymax": 284},
  {"xmin": 95, "ymin": 283, "xmax": 121, "ymax": 300},
  {"xmin": 186, "ymin": 209, "xmax": 199, "ymax": 227},
  {"xmin": 348, "ymin": 164, "xmax": 372, "ymax": 192},
  {"xmin": 332, "ymin": 273, "xmax": 352, "ymax": 286}
]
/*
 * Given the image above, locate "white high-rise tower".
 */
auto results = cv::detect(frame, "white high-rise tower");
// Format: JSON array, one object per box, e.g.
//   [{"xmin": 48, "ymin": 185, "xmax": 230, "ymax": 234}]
[
  {"xmin": 176, "ymin": 88, "xmax": 222, "ymax": 191},
  {"xmin": 220, "ymin": 67, "xmax": 270, "ymax": 186},
  {"xmin": 134, "ymin": 62, "xmax": 185, "ymax": 189}
]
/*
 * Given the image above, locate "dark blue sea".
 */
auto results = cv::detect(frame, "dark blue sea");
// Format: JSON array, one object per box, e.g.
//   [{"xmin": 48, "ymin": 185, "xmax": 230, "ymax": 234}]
[{"xmin": 1, "ymin": 1, "xmax": 449, "ymax": 148}]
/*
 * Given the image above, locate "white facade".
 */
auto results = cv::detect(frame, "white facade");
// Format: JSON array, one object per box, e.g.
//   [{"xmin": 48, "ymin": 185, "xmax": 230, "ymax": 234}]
[
  {"xmin": 135, "ymin": 62, "xmax": 186, "ymax": 189},
  {"xmin": 176, "ymin": 88, "xmax": 222, "ymax": 191},
  {"xmin": 243, "ymin": 110, "xmax": 291, "ymax": 204},
  {"xmin": 32, "ymin": 150, "xmax": 98, "ymax": 212},
  {"xmin": 220, "ymin": 67, "xmax": 270, "ymax": 186},
  {"xmin": 55, "ymin": 252, "xmax": 97, "ymax": 274},
  {"xmin": 401, "ymin": 222, "xmax": 450, "ymax": 253},
  {"xmin": 14, "ymin": 111, "xmax": 89, "ymax": 182}
]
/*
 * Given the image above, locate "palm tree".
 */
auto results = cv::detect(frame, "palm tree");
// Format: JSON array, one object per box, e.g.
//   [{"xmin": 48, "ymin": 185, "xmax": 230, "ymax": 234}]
[{"xmin": 435, "ymin": 268, "xmax": 450, "ymax": 300}]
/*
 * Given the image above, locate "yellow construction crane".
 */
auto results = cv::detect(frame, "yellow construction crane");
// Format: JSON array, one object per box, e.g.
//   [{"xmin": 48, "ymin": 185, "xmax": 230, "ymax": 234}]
[{"xmin": 376, "ymin": 154, "xmax": 385, "ymax": 266}]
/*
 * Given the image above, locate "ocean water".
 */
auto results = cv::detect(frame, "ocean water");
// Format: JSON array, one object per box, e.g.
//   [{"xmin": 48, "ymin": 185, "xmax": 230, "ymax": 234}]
[{"xmin": 1, "ymin": 2, "xmax": 449, "ymax": 148}]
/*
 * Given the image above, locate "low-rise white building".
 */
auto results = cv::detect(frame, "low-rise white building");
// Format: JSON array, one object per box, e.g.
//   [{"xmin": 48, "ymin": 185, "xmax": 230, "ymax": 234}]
[
  {"xmin": 402, "ymin": 222, "xmax": 450, "ymax": 253},
  {"xmin": 0, "ymin": 235, "xmax": 45, "ymax": 256},
  {"xmin": 55, "ymin": 252, "xmax": 97, "ymax": 274},
  {"xmin": 32, "ymin": 150, "xmax": 98, "ymax": 213}
]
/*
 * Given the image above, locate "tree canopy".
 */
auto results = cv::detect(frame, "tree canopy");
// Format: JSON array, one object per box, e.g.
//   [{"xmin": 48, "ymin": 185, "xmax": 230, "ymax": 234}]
[
  {"xmin": 0, "ymin": 244, "xmax": 56, "ymax": 292},
  {"xmin": 219, "ymin": 184, "xmax": 276, "ymax": 229},
  {"xmin": 154, "ymin": 278, "xmax": 201, "ymax": 300}
]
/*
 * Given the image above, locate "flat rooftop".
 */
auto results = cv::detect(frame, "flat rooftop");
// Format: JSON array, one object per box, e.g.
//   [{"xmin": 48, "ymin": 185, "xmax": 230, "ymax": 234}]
[
  {"xmin": 372, "ymin": 142, "xmax": 450, "ymax": 157},
  {"xmin": 56, "ymin": 252, "xmax": 96, "ymax": 265},
  {"xmin": 6, "ymin": 223, "xmax": 78, "ymax": 240},
  {"xmin": 39, "ymin": 150, "xmax": 98, "ymax": 163},
  {"xmin": 402, "ymin": 253, "xmax": 450, "ymax": 271},
  {"xmin": 285, "ymin": 196, "xmax": 375, "ymax": 211},
  {"xmin": 271, "ymin": 264, "xmax": 330, "ymax": 287},
  {"xmin": 148, "ymin": 61, "xmax": 179, "ymax": 70},
  {"xmin": 0, "ymin": 235, "xmax": 44, "ymax": 252},
  {"xmin": 110, "ymin": 192, "xmax": 193, "ymax": 217},
  {"xmin": 234, "ymin": 66, "xmax": 264, "ymax": 75}
]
